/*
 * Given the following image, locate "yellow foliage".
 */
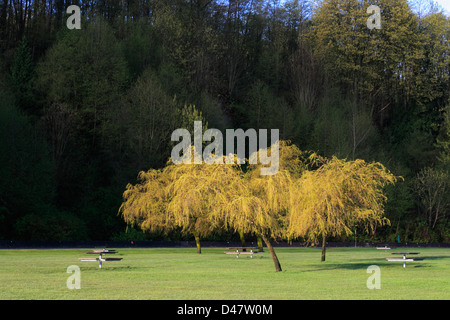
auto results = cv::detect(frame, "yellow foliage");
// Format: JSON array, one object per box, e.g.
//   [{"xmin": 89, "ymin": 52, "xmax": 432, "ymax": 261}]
[
  {"xmin": 119, "ymin": 141, "xmax": 398, "ymax": 245},
  {"xmin": 119, "ymin": 169, "xmax": 171, "ymax": 232},
  {"xmin": 287, "ymin": 156, "xmax": 398, "ymax": 242}
]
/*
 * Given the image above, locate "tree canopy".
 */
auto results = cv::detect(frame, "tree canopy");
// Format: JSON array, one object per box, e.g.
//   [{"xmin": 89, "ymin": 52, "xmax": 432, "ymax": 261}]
[
  {"xmin": 288, "ymin": 155, "xmax": 397, "ymax": 261},
  {"xmin": 119, "ymin": 141, "xmax": 397, "ymax": 269}
]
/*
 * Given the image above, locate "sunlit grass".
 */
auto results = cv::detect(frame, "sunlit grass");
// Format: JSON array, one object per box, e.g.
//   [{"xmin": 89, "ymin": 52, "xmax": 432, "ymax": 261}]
[{"xmin": 0, "ymin": 247, "xmax": 448, "ymax": 299}]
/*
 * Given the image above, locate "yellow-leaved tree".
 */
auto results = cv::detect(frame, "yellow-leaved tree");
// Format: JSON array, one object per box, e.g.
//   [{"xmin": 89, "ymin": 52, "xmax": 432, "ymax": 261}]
[
  {"xmin": 287, "ymin": 155, "xmax": 398, "ymax": 261},
  {"xmin": 120, "ymin": 149, "xmax": 243, "ymax": 254},
  {"xmin": 120, "ymin": 169, "xmax": 173, "ymax": 234},
  {"xmin": 215, "ymin": 141, "xmax": 309, "ymax": 272},
  {"xmin": 120, "ymin": 140, "xmax": 397, "ymax": 270},
  {"xmin": 162, "ymin": 153, "xmax": 242, "ymax": 254}
]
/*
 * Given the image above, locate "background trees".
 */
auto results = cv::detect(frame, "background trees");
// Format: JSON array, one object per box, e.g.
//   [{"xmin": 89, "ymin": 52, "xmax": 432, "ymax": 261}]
[
  {"xmin": 414, "ymin": 167, "xmax": 449, "ymax": 230},
  {"xmin": 1, "ymin": 0, "xmax": 449, "ymax": 242}
]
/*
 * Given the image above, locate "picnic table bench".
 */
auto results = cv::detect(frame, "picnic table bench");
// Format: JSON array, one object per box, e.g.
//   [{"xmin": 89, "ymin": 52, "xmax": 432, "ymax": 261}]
[
  {"xmin": 79, "ymin": 249, "xmax": 122, "ymax": 268},
  {"xmin": 386, "ymin": 252, "xmax": 423, "ymax": 268},
  {"xmin": 225, "ymin": 247, "xmax": 258, "ymax": 259},
  {"xmin": 376, "ymin": 245, "xmax": 391, "ymax": 252}
]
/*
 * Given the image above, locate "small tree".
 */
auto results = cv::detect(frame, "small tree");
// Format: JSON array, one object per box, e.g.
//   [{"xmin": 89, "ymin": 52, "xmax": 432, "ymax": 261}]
[{"xmin": 288, "ymin": 156, "xmax": 397, "ymax": 261}]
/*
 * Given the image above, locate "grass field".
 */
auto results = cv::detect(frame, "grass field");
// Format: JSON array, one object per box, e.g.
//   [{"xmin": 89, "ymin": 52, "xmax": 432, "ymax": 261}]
[{"xmin": 0, "ymin": 247, "xmax": 449, "ymax": 300}]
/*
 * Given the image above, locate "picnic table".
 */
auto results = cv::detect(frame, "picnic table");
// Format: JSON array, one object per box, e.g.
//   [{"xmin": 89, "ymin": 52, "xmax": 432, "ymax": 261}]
[
  {"xmin": 376, "ymin": 245, "xmax": 391, "ymax": 252},
  {"xmin": 386, "ymin": 252, "xmax": 423, "ymax": 268},
  {"xmin": 79, "ymin": 249, "xmax": 123, "ymax": 268},
  {"xmin": 225, "ymin": 247, "xmax": 258, "ymax": 259}
]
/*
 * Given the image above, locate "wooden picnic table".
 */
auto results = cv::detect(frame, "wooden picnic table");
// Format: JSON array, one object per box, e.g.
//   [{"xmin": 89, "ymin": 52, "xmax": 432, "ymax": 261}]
[
  {"xmin": 386, "ymin": 252, "xmax": 423, "ymax": 268},
  {"xmin": 85, "ymin": 249, "xmax": 117, "ymax": 254},
  {"xmin": 79, "ymin": 249, "xmax": 122, "ymax": 268},
  {"xmin": 225, "ymin": 247, "xmax": 259, "ymax": 258}
]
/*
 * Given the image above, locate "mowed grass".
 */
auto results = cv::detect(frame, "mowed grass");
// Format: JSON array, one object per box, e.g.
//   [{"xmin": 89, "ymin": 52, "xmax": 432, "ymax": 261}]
[{"xmin": 0, "ymin": 247, "xmax": 449, "ymax": 299}]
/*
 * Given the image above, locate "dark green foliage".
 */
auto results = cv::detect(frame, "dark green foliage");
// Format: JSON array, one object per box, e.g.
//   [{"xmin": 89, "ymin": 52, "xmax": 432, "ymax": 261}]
[
  {"xmin": 0, "ymin": 78, "xmax": 86, "ymax": 240},
  {"xmin": 10, "ymin": 40, "xmax": 36, "ymax": 113},
  {"xmin": 0, "ymin": 0, "xmax": 449, "ymax": 241},
  {"xmin": 15, "ymin": 209, "xmax": 88, "ymax": 241}
]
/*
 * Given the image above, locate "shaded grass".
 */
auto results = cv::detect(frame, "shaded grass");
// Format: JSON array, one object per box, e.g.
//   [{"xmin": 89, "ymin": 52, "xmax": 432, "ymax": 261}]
[{"xmin": 0, "ymin": 247, "xmax": 449, "ymax": 299}]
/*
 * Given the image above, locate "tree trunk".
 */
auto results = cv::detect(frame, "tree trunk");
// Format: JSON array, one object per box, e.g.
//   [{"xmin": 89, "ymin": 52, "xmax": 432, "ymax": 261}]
[
  {"xmin": 261, "ymin": 234, "xmax": 282, "ymax": 272},
  {"xmin": 239, "ymin": 230, "xmax": 246, "ymax": 251},
  {"xmin": 257, "ymin": 236, "xmax": 264, "ymax": 252},
  {"xmin": 321, "ymin": 234, "xmax": 326, "ymax": 262},
  {"xmin": 194, "ymin": 233, "xmax": 201, "ymax": 254}
]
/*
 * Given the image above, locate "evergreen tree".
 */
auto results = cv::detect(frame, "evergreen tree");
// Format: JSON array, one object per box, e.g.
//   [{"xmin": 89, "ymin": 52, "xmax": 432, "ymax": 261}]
[{"xmin": 10, "ymin": 39, "xmax": 35, "ymax": 113}]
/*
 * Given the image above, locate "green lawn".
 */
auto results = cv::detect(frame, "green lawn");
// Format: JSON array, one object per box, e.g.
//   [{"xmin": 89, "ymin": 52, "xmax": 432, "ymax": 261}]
[{"xmin": 0, "ymin": 247, "xmax": 448, "ymax": 299}]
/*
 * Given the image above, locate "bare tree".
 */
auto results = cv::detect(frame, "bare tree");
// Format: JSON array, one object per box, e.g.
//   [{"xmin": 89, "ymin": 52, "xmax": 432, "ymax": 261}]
[
  {"xmin": 288, "ymin": 45, "xmax": 323, "ymax": 111},
  {"xmin": 414, "ymin": 167, "xmax": 450, "ymax": 229},
  {"xmin": 42, "ymin": 103, "xmax": 75, "ymax": 175}
]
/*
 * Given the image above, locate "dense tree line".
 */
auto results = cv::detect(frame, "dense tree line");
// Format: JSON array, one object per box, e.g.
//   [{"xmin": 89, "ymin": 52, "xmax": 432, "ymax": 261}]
[{"xmin": 0, "ymin": 0, "xmax": 449, "ymax": 242}]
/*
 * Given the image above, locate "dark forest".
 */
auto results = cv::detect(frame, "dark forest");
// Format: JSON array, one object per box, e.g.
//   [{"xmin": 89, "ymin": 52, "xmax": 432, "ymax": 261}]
[{"xmin": 1, "ymin": 0, "xmax": 449, "ymax": 242}]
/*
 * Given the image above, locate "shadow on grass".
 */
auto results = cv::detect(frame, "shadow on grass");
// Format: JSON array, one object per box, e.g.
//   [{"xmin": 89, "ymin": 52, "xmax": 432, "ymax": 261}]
[
  {"xmin": 79, "ymin": 265, "xmax": 139, "ymax": 272},
  {"xmin": 418, "ymin": 255, "xmax": 450, "ymax": 261},
  {"xmin": 300, "ymin": 259, "xmax": 433, "ymax": 272},
  {"xmin": 301, "ymin": 262, "xmax": 376, "ymax": 272}
]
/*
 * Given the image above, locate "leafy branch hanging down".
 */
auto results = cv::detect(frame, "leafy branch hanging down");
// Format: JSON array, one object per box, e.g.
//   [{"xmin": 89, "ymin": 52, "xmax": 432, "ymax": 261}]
[{"xmin": 287, "ymin": 156, "xmax": 398, "ymax": 261}]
